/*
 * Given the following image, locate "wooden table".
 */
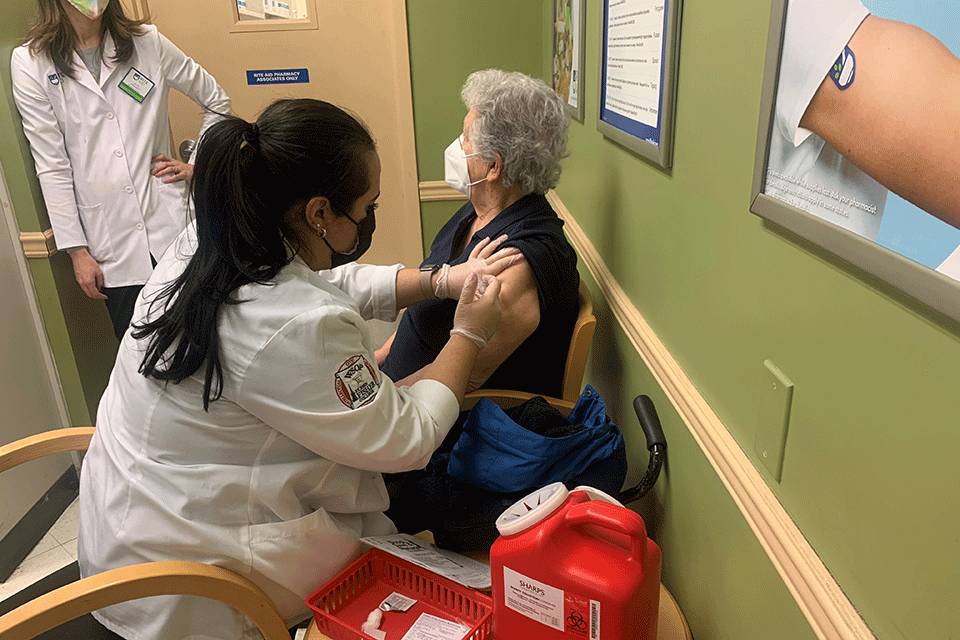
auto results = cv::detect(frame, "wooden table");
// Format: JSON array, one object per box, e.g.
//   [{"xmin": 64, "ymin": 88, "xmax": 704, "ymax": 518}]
[{"xmin": 304, "ymin": 578, "xmax": 691, "ymax": 640}]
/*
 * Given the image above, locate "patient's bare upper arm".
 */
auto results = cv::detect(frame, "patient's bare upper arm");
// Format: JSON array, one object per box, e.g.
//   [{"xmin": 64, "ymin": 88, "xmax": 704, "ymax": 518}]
[{"xmin": 467, "ymin": 257, "xmax": 540, "ymax": 390}]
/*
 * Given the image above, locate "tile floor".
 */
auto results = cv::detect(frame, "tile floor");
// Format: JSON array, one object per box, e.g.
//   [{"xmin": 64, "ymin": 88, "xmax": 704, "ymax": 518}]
[{"xmin": 0, "ymin": 497, "xmax": 78, "ymax": 604}]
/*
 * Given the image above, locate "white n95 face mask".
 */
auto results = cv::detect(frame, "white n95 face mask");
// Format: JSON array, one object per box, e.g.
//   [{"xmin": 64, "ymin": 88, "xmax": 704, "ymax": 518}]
[
  {"xmin": 67, "ymin": 0, "xmax": 110, "ymax": 19},
  {"xmin": 444, "ymin": 135, "xmax": 486, "ymax": 198}
]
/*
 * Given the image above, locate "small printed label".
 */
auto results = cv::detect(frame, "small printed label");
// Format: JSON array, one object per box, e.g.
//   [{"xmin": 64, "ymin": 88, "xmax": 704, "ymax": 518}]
[
  {"xmin": 502, "ymin": 567, "xmax": 564, "ymax": 631},
  {"xmin": 590, "ymin": 599, "xmax": 601, "ymax": 640},
  {"xmin": 118, "ymin": 67, "xmax": 155, "ymax": 103},
  {"xmin": 381, "ymin": 591, "xmax": 417, "ymax": 612},
  {"xmin": 245, "ymin": 68, "xmax": 310, "ymax": 85}
]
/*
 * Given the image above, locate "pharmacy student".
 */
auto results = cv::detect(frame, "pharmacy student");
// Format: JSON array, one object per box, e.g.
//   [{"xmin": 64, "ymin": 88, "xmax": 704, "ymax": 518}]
[
  {"xmin": 11, "ymin": 0, "xmax": 231, "ymax": 340},
  {"xmin": 77, "ymin": 98, "xmax": 519, "ymax": 639}
]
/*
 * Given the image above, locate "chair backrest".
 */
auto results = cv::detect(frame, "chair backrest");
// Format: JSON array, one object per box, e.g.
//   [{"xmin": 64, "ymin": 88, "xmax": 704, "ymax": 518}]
[
  {"xmin": 0, "ymin": 429, "xmax": 291, "ymax": 640},
  {"xmin": 559, "ymin": 279, "xmax": 597, "ymax": 402}
]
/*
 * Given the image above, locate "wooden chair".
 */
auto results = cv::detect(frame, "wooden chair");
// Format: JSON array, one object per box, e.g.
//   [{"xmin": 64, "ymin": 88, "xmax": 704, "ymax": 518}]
[
  {"xmin": 0, "ymin": 428, "xmax": 290, "ymax": 640},
  {"xmin": 465, "ymin": 278, "xmax": 596, "ymax": 406},
  {"xmin": 560, "ymin": 279, "xmax": 597, "ymax": 402}
]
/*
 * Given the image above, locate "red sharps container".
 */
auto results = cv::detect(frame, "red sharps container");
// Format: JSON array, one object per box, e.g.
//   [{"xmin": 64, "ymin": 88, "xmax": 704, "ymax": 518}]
[{"xmin": 490, "ymin": 482, "xmax": 661, "ymax": 640}]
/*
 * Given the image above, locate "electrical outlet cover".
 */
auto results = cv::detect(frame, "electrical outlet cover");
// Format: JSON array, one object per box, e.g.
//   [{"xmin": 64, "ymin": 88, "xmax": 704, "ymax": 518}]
[{"xmin": 754, "ymin": 359, "xmax": 794, "ymax": 482}]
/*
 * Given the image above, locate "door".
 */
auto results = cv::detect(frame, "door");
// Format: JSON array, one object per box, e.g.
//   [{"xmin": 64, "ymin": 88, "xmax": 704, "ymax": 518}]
[
  {"xmin": 0, "ymin": 160, "xmax": 72, "ymax": 552},
  {"xmin": 134, "ymin": 0, "xmax": 424, "ymax": 269}
]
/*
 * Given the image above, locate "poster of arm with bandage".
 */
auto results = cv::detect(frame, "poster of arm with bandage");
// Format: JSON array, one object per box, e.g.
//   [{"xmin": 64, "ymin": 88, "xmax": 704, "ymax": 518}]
[{"xmin": 752, "ymin": 0, "xmax": 960, "ymax": 321}]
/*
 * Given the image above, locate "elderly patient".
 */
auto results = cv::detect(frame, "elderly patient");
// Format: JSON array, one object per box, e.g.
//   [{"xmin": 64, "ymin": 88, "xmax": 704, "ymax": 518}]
[{"xmin": 379, "ymin": 69, "xmax": 580, "ymax": 398}]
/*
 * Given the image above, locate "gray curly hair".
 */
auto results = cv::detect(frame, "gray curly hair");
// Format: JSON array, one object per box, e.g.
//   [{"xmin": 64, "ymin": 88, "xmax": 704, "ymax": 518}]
[{"xmin": 461, "ymin": 69, "xmax": 569, "ymax": 195}]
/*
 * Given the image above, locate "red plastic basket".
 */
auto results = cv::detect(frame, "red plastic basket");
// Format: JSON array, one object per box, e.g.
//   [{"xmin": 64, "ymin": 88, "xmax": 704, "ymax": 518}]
[{"xmin": 306, "ymin": 548, "xmax": 493, "ymax": 640}]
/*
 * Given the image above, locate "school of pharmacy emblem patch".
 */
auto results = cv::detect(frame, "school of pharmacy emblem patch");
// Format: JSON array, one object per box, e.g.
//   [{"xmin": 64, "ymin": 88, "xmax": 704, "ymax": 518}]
[{"xmin": 335, "ymin": 355, "xmax": 380, "ymax": 409}]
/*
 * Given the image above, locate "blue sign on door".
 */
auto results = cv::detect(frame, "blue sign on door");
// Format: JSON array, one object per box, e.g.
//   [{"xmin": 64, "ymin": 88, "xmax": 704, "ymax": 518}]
[{"xmin": 246, "ymin": 68, "xmax": 310, "ymax": 85}]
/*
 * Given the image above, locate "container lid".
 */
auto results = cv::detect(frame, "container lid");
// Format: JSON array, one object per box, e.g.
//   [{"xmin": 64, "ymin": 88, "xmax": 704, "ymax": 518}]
[{"xmin": 495, "ymin": 481, "xmax": 569, "ymax": 536}]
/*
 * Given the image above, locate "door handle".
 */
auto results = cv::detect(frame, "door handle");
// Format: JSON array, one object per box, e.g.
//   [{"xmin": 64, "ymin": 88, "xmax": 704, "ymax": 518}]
[{"xmin": 179, "ymin": 139, "xmax": 197, "ymax": 163}]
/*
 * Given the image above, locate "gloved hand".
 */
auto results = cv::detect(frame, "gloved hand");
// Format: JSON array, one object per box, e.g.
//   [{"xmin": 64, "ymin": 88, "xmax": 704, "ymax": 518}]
[
  {"xmin": 435, "ymin": 235, "xmax": 522, "ymax": 299},
  {"xmin": 450, "ymin": 273, "xmax": 501, "ymax": 350}
]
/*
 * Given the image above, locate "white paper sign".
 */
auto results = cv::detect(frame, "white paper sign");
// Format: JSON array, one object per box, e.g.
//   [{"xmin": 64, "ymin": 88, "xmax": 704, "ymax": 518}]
[{"xmin": 604, "ymin": 0, "xmax": 665, "ymax": 128}]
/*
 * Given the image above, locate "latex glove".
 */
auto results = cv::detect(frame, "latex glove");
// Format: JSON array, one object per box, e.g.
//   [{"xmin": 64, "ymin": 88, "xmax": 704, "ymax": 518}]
[
  {"xmin": 435, "ymin": 235, "xmax": 522, "ymax": 299},
  {"xmin": 450, "ymin": 273, "xmax": 501, "ymax": 350}
]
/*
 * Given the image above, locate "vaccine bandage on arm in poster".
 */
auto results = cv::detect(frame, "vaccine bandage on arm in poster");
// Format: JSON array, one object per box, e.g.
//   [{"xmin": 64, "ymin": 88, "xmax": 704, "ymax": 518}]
[{"xmin": 763, "ymin": 0, "xmax": 889, "ymax": 241}]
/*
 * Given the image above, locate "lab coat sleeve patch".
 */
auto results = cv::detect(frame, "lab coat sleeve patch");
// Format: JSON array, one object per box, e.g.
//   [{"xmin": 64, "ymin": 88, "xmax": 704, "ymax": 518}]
[{"xmin": 335, "ymin": 355, "xmax": 380, "ymax": 409}]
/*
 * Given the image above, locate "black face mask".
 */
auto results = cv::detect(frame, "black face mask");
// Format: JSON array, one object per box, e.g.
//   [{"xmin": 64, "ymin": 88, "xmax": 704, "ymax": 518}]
[{"xmin": 326, "ymin": 208, "xmax": 376, "ymax": 268}]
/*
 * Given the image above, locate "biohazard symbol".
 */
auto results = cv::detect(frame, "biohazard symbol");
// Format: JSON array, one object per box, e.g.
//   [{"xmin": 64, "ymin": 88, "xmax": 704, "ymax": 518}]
[{"xmin": 566, "ymin": 611, "xmax": 587, "ymax": 632}]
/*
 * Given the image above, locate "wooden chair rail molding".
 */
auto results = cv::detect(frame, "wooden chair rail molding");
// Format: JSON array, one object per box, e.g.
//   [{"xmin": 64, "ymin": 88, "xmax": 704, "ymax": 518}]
[
  {"xmin": 19, "ymin": 229, "xmax": 56, "ymax": 259},
  {"xmin": 541, "ymin": 190, "xmax": 874, "ymax": 640},
  {"xmin": 418, "ymin": 180, "xmax": 467, "ymax": 202}
]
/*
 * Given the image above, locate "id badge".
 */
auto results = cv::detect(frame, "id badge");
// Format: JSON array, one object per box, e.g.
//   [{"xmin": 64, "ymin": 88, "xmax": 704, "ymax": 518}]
[{"xmin": 118, "ymin": 67, "xmax": 155, "ymax": 103}]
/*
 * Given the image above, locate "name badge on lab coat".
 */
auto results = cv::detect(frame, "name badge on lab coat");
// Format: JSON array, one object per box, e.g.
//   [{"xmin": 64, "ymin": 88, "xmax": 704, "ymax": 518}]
[{"xmin": 118, "ymin": 68, "xmax": 155, "ymax": 103}]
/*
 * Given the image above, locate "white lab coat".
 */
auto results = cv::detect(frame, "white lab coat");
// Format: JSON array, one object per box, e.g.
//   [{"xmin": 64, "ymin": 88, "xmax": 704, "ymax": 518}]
[
  {"xmin": 11, "ymin": 25, "xmax": 231, "ymax": 287},
  {"xmin": 78, "ymin": 227, "xmax": 461, "ymax": 640}
]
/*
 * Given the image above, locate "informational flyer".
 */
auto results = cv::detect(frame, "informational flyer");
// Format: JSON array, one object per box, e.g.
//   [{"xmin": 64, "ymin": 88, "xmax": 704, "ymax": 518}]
[
  {"xmin": 603, "ymin": 0, "xmax": 665, "ymax": 129},
  {"xmin": 360, "ymin": 534, "xmax": 491, "ymax": 590},
  {"xmin": 399, "ymin": 614, "xmax": 471, "ymax": 640},
  {"xmin": 598, "ymin": 0, "xmax": 677, "ymax": 159}
]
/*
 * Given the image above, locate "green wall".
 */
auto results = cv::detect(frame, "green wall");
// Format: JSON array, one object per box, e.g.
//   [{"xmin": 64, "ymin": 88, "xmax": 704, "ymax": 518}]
[
  {"xmin": 554, "ymin": 0, "xmax": 960, "ymax": 637},
  {"xmin": 1, "ymin": 0, "xmax": 119, "ymax": 426},
  {"xmin": 410, "ymin": 1, "xmax": 960, "ymax": 638},
  {"xmin": 406, "ymin": 0, "xmax": 546, "ymax": 251}
]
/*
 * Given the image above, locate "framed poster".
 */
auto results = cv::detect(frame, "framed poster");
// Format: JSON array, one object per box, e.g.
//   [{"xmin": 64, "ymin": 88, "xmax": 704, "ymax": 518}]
[
  {"xmin": 553, "ymin": 0, "xmax": 586, "ymax": 121},
  {"xmin": 751, "ymin": 0, "xmax": 960, "ymax": 323},
  {"xmin": 597, "ymin": 0, "xmax": 682, "ymax": 168}
]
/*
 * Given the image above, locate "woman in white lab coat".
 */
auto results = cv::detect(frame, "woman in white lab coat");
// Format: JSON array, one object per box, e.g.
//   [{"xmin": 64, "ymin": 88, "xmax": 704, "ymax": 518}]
[
  {"xmin": 11, "ymin": 0, "xmax": 231, "ymax": 339},
  {"xmin": 77, "ymin": 98, "xmax": 519, "ymax": 640}
]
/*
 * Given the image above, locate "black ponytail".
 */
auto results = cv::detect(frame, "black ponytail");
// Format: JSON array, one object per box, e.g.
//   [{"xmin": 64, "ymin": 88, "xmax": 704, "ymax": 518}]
[{"xmin": 134, "ymin": 99, "xmax": 376, "ymax": 410}]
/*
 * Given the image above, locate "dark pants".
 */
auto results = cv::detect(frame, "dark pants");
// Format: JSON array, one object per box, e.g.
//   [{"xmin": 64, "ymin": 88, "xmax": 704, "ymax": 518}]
[
  {"xmin": 102, "ymin": 255, "xmax": 156, "ymax": 341},
  {"xmin": 103, "ymin": 284, "xmax": 146, "ymax": 341}
]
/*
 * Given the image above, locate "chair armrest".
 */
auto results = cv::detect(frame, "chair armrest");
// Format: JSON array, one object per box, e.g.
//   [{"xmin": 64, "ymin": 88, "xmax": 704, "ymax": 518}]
[
  {"xmin": 0, "ymin": 561, "xmax": 290, "ymax": 640},
  {"xmin": 0, "ymin": 428, "xmax": 95, "ymax": 473}
]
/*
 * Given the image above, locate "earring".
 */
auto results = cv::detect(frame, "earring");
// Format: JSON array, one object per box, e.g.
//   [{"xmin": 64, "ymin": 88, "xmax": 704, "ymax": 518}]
[{"xmin": 319, "ymin": 225, "xmax": 327, "ymax": 238}]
